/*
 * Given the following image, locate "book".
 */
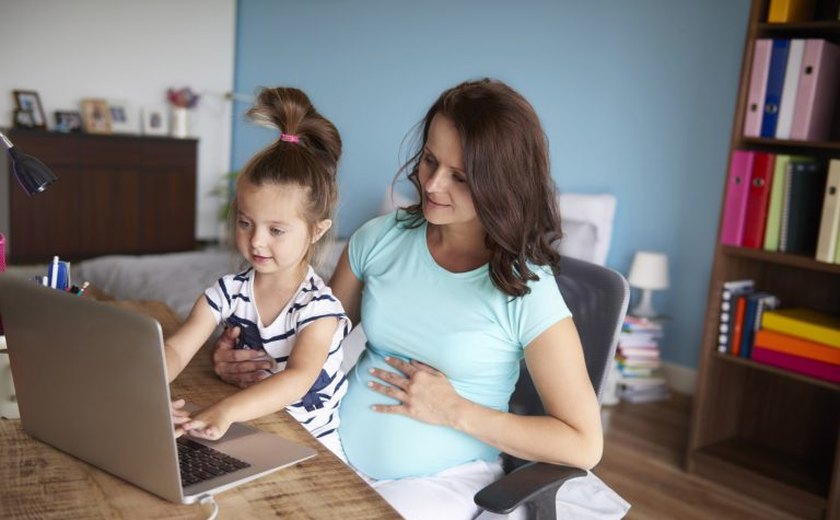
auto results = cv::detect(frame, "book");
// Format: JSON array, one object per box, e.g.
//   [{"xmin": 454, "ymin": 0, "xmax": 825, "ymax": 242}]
[
  {"xmin": 760, "ymin": 40, "xmax": 791, "ymax": 138},
  {"xmin": 790, "ymin": 39, "xmax": 840, "ymax": 141},
  {"xmin": 775, "ymin": 39, "xmax": 805, "ymax": 139},
  {"xmin": 743, "ymin": 40, "xmax": 773, "ymax": 137},
  {"xmin": 762, "ymin": 308, "xmax": 840, "ymax": 347},
  {"xmin": 815, "ymin": 159, "xmax": 840, "ymax": 263},
  {"xmin": 767, "ymin": 0, "xmax": 815, "ymax": 22},
  {"xmin": 718, "ymin": 280, "xmax": 755, "ymax": 354},
  {"xmin": 720, "ymin": 151, "xmax": 754, "ymax": 246},
  {"xmin": 779, "ymin": 160, "xmax": 827, "ymax": 254},
  {"xmin": 741, "ymin": 152, "xmax": 776, "ymax": 248},
  {"xmin": 743, "ymin": 293, "xmax": 781, "ymax": 358},
  {"xmin": 764, "ymin": 155, "xmax": 811, "ymax": 250},
  {"xmin": 754, "ymin": 329, "xmax": 840, "ymax": 366},
  {"xmin": 752, "ymin": 347, "xmax": 840, "ymax": 384},
  {"xmin": 731, "ymin": 294, "xmax": 749, "ymax": 357}
]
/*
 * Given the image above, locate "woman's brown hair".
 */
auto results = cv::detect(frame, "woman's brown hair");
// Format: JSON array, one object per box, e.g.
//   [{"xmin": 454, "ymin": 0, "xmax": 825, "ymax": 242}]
[
  {"xmin": 397, "ymin": 78, "xmax": 563, "ymax": 297},
  {"xmin": 233, "ymin": 87, "xmax": 342, "ymax": 265}
]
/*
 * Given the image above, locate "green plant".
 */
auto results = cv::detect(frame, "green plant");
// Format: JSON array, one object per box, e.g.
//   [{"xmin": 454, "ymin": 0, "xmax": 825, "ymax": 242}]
[{"xmin": 209, "ymin": 171, "xmax": 239, "ymax": 222}]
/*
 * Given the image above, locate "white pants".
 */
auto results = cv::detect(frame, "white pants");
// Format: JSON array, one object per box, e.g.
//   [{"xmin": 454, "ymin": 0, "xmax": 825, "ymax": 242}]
[{"xmin": 349, "ymin": 457, "xmax": 630, "ymax": 520}]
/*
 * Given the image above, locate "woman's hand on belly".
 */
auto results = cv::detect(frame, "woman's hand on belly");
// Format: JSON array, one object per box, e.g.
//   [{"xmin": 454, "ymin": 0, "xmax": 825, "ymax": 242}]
[{"xmin": 368, "ymin": 356, "xmax": 467, "ymax": 428}]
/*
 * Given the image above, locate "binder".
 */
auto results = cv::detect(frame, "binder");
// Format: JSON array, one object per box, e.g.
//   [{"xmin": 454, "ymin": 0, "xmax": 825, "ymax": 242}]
[
  {"xmin": 762, "ymin": 308, "xmax": 840, "ymax": 348},
  {"xmin": 779, "ymin": 159, "xmax": 826, "ymax": 254},
  {"xmin": 754, "ymin": 329, "xmax": 840, "ymax": 366},
  {"xmin": 815, "ymin": 160, "xmax": 840, "ymax": 262},
  {"xmin": 741, "ymin": 152, "xmax": 775, "ymax": 248},
  {"xmin": 760, "ymin": 39, "xmax": 791, "ymax": 138},
  {"xmin": 743, "ymin": 40, "xmax": 772, "ymax": 137},
  {"xmin": 775, "ymin": 39, "xmax": 805, "ymax": 139},
  {"xmin": 720, "ymin": 151, "xmax": 754, "ymax": 246},
  {"xmin": 752, "ymin": 347, "xmax": 840, "ymax": 384},
  {"xmin": 790, "ymin": 39, "xmax": 840, "ymax": 141},
  {"xmin": 763, "ymin": 155, "xmax": 798, "ymax": 251},
  {"xmin": 767, "ymin": 0, "xmax": 816, "ymax": 22}
]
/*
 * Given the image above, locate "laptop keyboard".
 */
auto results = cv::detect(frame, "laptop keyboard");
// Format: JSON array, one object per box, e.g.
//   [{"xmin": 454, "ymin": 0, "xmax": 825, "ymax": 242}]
[{"xmin": 177, "ymin": 437, "xmax": 251, "ymax": 486}]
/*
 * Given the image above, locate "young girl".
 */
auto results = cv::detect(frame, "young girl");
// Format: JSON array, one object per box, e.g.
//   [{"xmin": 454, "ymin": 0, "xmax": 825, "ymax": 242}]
[{"xmin": 167, "ymin": 87, "xmax": 349, "ymax": 456}]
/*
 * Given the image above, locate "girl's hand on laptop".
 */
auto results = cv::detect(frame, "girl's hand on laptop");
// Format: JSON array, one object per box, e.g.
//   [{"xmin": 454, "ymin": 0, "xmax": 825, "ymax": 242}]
[
  {"xmin": 212, "ymin": 326, "xmax": 275, "ymax": 388},
  {"xmin": 182, "ymin": 404, "xmax": 231, "ymax": 441},
  {"xmin": 170, "ymin": 398, "xmax": 191, "ymax": 438}
]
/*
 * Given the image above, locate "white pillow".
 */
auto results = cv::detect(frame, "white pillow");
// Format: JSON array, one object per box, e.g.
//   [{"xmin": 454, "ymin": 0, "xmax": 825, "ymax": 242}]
[{"xmin": 556, "ymin": 193, "xmax": 616, "ymax": 266}]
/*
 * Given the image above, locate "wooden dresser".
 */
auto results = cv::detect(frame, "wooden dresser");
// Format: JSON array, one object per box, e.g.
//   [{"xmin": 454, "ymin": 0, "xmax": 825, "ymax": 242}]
[{"xmin": 1, "ymin": 130, "xmax": 197, "ymax": 263}]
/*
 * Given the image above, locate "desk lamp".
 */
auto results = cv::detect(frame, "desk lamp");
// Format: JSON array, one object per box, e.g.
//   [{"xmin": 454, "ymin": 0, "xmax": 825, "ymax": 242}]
[
  {"xmin": 0, "ymin": 130, "xmax": 57, "ymax": 196},
  {"xmin": 627, "ymin": 251, "xmax": 669, "ymax": 318}
]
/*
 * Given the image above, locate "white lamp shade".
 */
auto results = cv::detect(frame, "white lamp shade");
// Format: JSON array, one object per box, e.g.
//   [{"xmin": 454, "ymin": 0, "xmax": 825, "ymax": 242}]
[{"xmin": 628, "ymin": 251, "xmax": 669, "ymax": 290}]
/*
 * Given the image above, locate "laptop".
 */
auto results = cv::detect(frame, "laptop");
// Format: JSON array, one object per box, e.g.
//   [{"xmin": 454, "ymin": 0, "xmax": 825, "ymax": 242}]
[{"xmin": 0, "ymin": 273, "xmax": 317, "ymax": 504}]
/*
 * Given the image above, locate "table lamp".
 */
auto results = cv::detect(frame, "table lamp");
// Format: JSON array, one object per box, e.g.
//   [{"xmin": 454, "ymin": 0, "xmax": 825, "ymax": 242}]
[
  {"xmin": 627, "ymin": 251, "xmax": 669, "ymax": 318},
  {"xmin": 1, "ymin": 130, "xmax": 58, "ymax": 196}
]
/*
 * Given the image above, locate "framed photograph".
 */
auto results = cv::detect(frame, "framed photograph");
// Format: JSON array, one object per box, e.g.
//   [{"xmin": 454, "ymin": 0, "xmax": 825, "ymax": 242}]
[
  {"xmin": 12, "ymin": 90, "xmax": 47, "ymax": 129},
  {"xmin": 142, "ymin": 106, "xmax": 168, "ymax": 136},
  {"xmin": 108, "ymin": 99, "xmax": 137, "ymax": 134},
  {"xmin": 13, "ymin": 109, "xmax": 35, "ymax": 129},
  {"xmin": 54, "ymin": 110, "xmax": 83, "ymax": 133},
  {"xmin": 80, "ymin": 98, "xmax": 112, "ymax": 134}
]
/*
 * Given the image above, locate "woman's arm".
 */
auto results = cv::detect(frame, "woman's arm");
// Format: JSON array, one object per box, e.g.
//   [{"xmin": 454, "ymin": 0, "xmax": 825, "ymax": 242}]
[
  {"xmin": 369, "ymin": 317, "xmax": 603, "ymax": 469},
  {"xmin": 328, "ymin": 245, "xmax": 363, "ymax": 325},
  {"xmin": 183, "ymin": 317, "xmax": 340, "ymax": 439}
]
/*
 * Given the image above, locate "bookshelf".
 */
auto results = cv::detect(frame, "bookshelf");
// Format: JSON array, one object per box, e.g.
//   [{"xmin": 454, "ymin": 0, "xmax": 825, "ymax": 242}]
[{"xmin": 686, "ymin": 2, "xmax": 840, "ymax": 520}]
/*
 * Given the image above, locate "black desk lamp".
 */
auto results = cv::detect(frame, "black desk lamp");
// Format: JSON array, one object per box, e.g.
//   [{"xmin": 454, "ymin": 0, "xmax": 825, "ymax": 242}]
[{"xmin": 0, "ymin": 130, "xmax": 57, "ymax": 195}]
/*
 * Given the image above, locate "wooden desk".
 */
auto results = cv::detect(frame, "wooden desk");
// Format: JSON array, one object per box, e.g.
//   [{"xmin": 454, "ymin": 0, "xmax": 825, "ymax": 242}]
[{"xmin": 0, "ymin": 300, "xmax": 400, "ymax": 519}]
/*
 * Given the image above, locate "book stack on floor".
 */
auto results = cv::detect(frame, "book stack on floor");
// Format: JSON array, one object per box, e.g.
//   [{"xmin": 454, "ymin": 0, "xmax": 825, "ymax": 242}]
[
  {"xmin": 717, "ymin": 278, "xmax": 840, "ymax": 384},
  {"xmin": 615, "ymin": 316, "xmax": 668, "ymax": 403}
]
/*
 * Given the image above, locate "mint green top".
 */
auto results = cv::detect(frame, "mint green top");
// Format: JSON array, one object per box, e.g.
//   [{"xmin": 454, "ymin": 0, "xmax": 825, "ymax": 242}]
[{"xmin": 338, "ymin": 212, "xmax": 571, "ymax": 479}]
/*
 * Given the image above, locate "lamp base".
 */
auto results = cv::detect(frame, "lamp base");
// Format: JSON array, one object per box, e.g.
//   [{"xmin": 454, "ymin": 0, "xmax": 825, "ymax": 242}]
[{"xmin": 631, "ymin": 289, "xmax": 658, "ymax": 318}]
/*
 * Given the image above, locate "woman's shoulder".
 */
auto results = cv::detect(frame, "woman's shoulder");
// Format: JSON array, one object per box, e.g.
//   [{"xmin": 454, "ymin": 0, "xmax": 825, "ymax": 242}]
[{"xmin": 351, "ymin": 210, "xmax": 418, "ymax": 246}]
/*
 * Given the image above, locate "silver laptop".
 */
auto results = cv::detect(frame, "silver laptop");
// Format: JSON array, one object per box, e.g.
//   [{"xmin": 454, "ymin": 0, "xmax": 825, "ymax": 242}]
[{"xmin": 0, "ymin": 273, "xmax": 316, "ymax": 504}]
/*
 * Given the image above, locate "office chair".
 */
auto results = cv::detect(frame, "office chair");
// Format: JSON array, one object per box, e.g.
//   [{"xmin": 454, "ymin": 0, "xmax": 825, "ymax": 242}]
[{"xmin": 474, "ymin": 255, "xmax": 630, "ymax": 519}]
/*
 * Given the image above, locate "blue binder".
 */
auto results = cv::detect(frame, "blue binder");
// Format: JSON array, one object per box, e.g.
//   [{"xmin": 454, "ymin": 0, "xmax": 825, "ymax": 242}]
[{"xmin": 760, "ymin": 39, "xmax": 791, "ymax": 138}]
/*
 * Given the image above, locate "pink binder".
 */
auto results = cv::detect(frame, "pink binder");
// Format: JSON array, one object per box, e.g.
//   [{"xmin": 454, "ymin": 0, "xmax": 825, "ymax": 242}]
[
  {"xmin": 790, "ymin": 39, "xmax": 840, "ymax": 141},
  {"xmin": 743, "ymin": 39, "xmax": 773, "ymax": 137},
  {"xmin": 752, "ymin": 347, "xmax": 840, "ymax": 384},
  {"xmin": 721, "ymin": 151, "xmax": 755, "ymax": 246}
]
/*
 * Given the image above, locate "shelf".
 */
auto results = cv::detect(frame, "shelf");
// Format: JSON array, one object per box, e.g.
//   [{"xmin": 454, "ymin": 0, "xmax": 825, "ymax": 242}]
[
  {"xmin": 714, "ymin": 353, "xmax": 840, "ymax": 391},
  {"xmin": 757, "ymin": 20, "xmax": 840, "ymax": 37},
  {"xmin": 693, "ymin": 439, "xmax": 829, "ymax": 519},
  {"xmin": 739, "ymin": 137, "xmax": 840, "ymax": 152},
  {"xmin": 720, "ymin": 245, "xmax": 840, "ymax": 274}
]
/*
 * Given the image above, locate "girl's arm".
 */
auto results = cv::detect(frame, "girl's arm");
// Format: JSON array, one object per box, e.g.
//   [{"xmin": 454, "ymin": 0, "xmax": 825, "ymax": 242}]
[
  {"xmin": 182, "ymin": 316, "xmax": 340, "ymax": 439},
  {"xmin": 164, "ymin": 295, "xmax": 219, "ymax": 382},
  {"xmin": 369, "ymin": 317, "xmax": 604, "ymax": 469}
]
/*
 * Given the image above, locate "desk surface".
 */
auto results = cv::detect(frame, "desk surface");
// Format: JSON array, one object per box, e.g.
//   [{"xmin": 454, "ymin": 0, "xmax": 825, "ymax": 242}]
[{"xmin": 0, "ymin": 299, "xmax": 400, "ymax": 519}]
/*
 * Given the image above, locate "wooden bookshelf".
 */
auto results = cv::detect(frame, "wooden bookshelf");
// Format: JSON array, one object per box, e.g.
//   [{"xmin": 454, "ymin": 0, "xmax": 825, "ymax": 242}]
[{"xmin": 686, "ymin": 2, "xmax": 840, "ymax": 519}]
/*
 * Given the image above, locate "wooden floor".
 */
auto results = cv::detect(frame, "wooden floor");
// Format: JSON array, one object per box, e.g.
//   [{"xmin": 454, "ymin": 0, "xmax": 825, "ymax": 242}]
[{"xmin": 597, "ymin": 393, "xmax": 802, "ymax": 520}]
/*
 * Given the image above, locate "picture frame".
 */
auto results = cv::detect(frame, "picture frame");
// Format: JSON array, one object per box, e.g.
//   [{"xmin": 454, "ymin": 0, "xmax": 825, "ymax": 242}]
[
  {"xmin": 13, "ymin": 109, "xmax": 35, "ymax": 129},
  {"xmin": 107, "ymin": 99, "xmax": 137, "ymax": 134},
  {"xmin": 142, "ymin": 106, "xmax": 168, "ymax": 136},
  {"xmin": 12, "ymin": 90, "xmax": 47, "ymax": 129},
  {"xmin": 54, "ymin": 110, "xmax": 83, "ymax": 133},
  {"xmin": 80, "ymin": 98, "xmax": 112, "ymax": 134}
]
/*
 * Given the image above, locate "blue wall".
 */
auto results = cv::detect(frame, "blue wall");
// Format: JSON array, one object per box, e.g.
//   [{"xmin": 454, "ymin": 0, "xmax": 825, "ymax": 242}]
[{"xmin": 232, "ymin": 0, "xmax": 751, "ymax": 369}]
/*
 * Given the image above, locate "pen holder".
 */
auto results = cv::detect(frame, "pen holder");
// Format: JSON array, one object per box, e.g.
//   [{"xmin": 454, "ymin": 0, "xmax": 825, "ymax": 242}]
[{"xmin": 0, "ymin": 336, "xmax": 18, "ymax": 419}]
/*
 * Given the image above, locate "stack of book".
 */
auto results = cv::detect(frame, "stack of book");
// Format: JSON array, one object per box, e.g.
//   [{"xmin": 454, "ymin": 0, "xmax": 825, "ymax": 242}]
[
  {"xmin": 753, "ymin": 308, "xmax": 840, "ymax": 384},
  {"xmin": 717, "ymin": 279, "xmax": 781, "ymax": 358},
  {"xmin": 615, "ymin": 316, "xmax": 668, "ymax": 403},
  {"xmin": 720, "ymin": 154, "xmax": 839, "ymax": 264}
]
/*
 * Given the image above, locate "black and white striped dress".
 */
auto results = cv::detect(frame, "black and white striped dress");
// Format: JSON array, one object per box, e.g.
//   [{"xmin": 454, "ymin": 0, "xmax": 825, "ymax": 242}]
[{"xmin": 204, "ymin": 265, "xmax": 350, "ymax": 442}]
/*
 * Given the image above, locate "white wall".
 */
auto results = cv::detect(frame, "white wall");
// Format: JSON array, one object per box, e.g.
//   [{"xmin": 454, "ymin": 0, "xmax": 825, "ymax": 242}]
[{"xmin": 0, "ymin": 0, "xmax": 236, "ymax": 241}]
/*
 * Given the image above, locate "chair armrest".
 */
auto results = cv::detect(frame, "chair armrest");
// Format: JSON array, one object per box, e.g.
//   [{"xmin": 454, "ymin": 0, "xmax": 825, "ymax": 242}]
[{"xmin": 474, "ymin": 462, "xmax": 586, "ymax": 516}]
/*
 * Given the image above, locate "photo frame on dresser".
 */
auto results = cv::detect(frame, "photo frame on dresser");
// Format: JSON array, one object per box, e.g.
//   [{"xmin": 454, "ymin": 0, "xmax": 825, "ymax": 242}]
[
  {"xmin": 108, "ymin": 99, "xmax": 137, "ymax": 134},
  {"xmin": 80, "ymin": 98, "xmax": 112, "ymax": 134},
  {"xmin": 12, "ymin": 90, "xmax": 47, "ymax": 130},
  {"xmin": 54, "ymin": 111, "xmax": 83, "ymax": 133},
  {"xmin": 142, "ymin": 106, "xmax": 168, "ymax": 136}
]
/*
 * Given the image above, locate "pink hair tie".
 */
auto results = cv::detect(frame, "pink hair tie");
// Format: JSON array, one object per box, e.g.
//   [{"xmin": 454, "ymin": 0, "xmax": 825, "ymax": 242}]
[{"xmin": 280, "ymin": 132, "xmax": 300, "ymax": 143}]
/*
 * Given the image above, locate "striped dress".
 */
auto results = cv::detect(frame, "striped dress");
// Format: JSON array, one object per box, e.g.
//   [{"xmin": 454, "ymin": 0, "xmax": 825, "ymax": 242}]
[{"xmin": 204, "ymin": 265, "xmax": 349, "ymax": 442}]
